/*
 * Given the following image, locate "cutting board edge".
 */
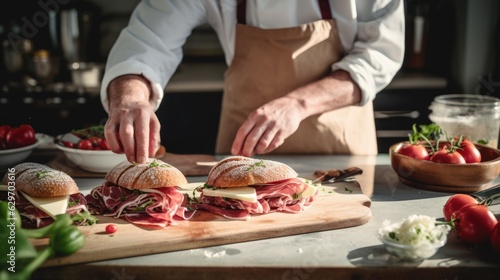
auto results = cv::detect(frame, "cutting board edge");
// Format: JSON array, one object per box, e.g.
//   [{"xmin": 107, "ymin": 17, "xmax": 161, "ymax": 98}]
[{"xmin": 40, "ymin": 206, "xmax": 371, "ymax": 267}]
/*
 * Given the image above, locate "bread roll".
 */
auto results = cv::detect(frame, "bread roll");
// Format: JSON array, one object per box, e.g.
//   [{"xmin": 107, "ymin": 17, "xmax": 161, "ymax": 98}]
[
  {"xmin": 206, "ymin": 156, "xmax": 298, "ymax": 188},
  {"xmin": 2, "ymin": 162, "xmax": 78, "ymax": 197},
  {"xmin": 105, "ymin": 159, "xmax": 188, "ymax": 190}
]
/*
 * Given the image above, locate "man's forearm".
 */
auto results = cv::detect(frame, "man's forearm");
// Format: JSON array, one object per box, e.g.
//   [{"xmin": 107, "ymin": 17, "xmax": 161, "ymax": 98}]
[{"xmin": 288, "ymin": 70, "xmax": 362, "ymax": 120}]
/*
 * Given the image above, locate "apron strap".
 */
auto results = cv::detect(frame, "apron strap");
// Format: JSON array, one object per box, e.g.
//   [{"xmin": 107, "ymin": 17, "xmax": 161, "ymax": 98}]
[{"xmin": 236, "ymin": 0, "xmax": 332, "ymax": 24}]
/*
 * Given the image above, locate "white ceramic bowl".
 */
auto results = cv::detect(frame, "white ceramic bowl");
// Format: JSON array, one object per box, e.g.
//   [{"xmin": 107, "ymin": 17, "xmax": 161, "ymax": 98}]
[
  {"xmin": 377, "ymin": 232, "xmax": 447, "ymax": 261},
  {"xmin": 0, "ymin": 140, "xmax": 41, "ymax": 171},
  {"xmin": 55, "ymin": 144, "xmax": 127, "ymax": 173}
]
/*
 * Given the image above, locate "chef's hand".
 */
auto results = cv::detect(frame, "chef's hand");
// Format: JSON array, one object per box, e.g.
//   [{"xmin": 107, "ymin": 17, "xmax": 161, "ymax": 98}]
[
  {"xmin": 231, "ymin": 96, "xmax": 304, "ymax": 157},
  {"xmin": 104, "ymin": 75, "xmax": 161, "ymax": 164}
]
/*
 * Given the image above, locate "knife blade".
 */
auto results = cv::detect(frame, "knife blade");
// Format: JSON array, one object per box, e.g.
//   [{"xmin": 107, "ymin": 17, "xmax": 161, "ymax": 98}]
[
  {"xmin": 470, "ymin": 183, "xmax": 500, "ymax": 205},
  {"xmin": 312, "ymin": 167, "xmax": 363, "ymax": 184}
]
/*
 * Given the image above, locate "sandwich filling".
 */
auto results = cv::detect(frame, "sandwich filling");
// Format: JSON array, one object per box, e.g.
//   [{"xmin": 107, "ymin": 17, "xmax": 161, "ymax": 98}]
[
  {"xmin": 86, "ymin": 181, "xmax": 195, "ymax": 229},
  {"xmin": 196, "ymin": 178, "xmax": 318, "ymax": 220}
]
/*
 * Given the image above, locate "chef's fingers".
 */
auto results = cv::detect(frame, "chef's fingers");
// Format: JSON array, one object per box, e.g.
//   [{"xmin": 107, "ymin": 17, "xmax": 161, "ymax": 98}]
[
  {"xmin": 133, "ymin": 115, "xmax": 150, "ymax": 164},
  {"xmin": 148, "ymin": 115, "xmax": 161, "ymax": 158},
  {"xmin": 258, "ymin": 129, "xmax": 284, "ymax": 155},
  {"xmin": 104, "ymin": 118, "xmax": 124, "ymax": 154},
  {"xmin": 231, "ymin": 119, "xmax": 256, "ymax": 156},
  {"xmin": 119, "ymin": 121, "xmax": 138, "ymax": 163}
]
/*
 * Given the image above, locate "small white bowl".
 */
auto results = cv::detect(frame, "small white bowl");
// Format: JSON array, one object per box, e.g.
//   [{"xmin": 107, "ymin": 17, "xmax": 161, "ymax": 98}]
[
  {"xmin": 55, "ymin": 144, "xmax": 127, "ymax": 173},
  {"xmin": 0, "ymin": 140, "xmax": 41, "ymax": 171},
  {"xmin": 377, "ymin": 232, "xmax": 447, "ymax": 261}
]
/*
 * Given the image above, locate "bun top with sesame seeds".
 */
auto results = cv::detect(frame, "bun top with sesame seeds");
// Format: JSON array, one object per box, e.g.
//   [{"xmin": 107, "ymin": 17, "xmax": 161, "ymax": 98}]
[
  {"xmin": 105, "ymin": 158, "xmax": 188, "ymax": 190},
  {"xmin": 2, "ymin": 162, "xmax": 79, "ymax": 197}
]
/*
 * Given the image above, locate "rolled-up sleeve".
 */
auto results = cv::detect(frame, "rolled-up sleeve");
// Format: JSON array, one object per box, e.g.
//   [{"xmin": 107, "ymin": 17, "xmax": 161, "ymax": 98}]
[
  {"xmin": 100, "ymin": 0, "xmax": 208, "ymax": 112},
  {"xmin": 332, "ymin": 0, "xmax": 405, "ymax": 106}
]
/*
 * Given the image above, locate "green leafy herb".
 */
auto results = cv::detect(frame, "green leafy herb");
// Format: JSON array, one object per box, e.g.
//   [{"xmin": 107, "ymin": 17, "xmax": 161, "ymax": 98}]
[
  {"xmin": 67, "ymin": 200, "xmax": 80, "ymax": 208},
  {"xmin": 245, "ymin": 160, "xmax": 266, "ymax": 171},
  {"xmin": 344, "ymin": 187, "xmax": 353, "ymax": 193},
  {"xmin": 292, "ymin": 193, "xmax": 302, "ymax": 200},
  {"xmin": 36, "ymin": 171, "xmax": 52, "ymax": 179},
  {"xmin": 149, "ymin": 160, "xmax": 170, "ymax": 168},
  {"xmin": 135, "ymin": 200, "xmax": 154, "ymax": 211}
]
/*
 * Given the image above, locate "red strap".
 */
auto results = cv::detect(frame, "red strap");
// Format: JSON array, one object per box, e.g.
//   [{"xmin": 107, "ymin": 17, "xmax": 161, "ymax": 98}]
[
  {"xmin": 318, "ymin": 0, "xmax": 333, "ymax": 20},
  {"xmin": 237, "ymin": 0, "xmax": 247, "ymax": 24},
  {"xmin": 237, "ymin": 0, "xmax": 332, "ymax": 24}
]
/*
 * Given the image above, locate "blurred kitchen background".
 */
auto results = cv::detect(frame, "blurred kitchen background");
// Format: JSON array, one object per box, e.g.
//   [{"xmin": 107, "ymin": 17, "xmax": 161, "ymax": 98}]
[{"xmin": 0, "ymin": 0, "xmax": 498, "ymax": 154}]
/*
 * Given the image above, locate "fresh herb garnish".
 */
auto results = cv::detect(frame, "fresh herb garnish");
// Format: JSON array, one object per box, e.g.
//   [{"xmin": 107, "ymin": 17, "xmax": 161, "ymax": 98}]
[
  {"xmin": 246, "ymin": 159, "xmax": 266, "ymax": 171},
  {"xmin": 67, "ymin": 200, "xmax": 80, "ymax": 208},
  {"xmin": 149, "ymin": 160, "xmax": 170, "ymax": 168},
  {"xmin": 135, "ymin": 200, "xmax": 154, "ymax": 211},
  {"xmin": 344, "ymin": 187, "xmax": 353, "ymax": 193},
  {"xmin": 36, "ymin": 171, "xmax": 52, "ymax": 179}
]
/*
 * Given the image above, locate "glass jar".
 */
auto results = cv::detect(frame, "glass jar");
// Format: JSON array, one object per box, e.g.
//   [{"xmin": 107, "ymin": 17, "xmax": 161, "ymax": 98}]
[{"xmin": 429, "ymin": 94, "xmax": 500, "ymax": 148}]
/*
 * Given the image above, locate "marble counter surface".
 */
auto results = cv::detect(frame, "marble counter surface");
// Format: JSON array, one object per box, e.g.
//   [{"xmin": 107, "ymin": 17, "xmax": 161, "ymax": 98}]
[{"xmin": 34, "ymin": 154, "xmax": 500, "ymax": 280}]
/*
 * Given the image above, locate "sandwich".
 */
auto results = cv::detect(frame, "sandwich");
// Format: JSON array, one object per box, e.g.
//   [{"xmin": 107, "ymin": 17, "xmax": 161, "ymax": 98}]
[
  {"xmin": 85, "ymin": 159, "xmax": 195, "ymax": 229},
  {"xmin": 0, "ymin": 162, "xmax": 92, "ymax": 228},
  {"xmin": 195, "ymin": 156, "xmax": 318, "ymax": 220}
]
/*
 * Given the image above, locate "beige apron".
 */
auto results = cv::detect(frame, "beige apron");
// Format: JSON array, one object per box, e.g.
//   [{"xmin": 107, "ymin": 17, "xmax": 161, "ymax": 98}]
[{"xmin": 216, "ymin": 1, "xmax": 377, "ymax": 155}]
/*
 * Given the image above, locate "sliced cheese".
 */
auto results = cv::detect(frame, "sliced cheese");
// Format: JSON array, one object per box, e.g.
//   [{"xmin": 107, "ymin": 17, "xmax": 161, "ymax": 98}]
[
  {"xmin": 178, "ymin": 182, "xmax": 205, "ymax": 191},
  {"xmin": 301, "ymin": 182, "xmax": 317, "ymax": 198},
  {"xmin": 202, "ymin": 186, "xmax": 258, "ymax": 203},
  {"xmin": 298, "ymin": 178, "xmax": 318, "ymax": 198},
  {"xmin": 20, "ymin": 192, "xmax": 69, "ymax": 219}
]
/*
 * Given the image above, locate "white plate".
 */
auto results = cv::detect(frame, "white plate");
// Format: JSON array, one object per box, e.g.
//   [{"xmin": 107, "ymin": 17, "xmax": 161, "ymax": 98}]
[{"xmin": 55, "ymin": 144, "xmax": 127, "ymax": 173}]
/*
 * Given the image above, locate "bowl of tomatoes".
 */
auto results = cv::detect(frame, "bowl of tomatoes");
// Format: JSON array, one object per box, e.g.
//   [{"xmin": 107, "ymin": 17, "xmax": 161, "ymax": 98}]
[
  {"xmin": 54, "ymin": 125, "xmax": 127, "ymax": 173},
  {"xmin": 390, "ymin": 140, "xmax": 500, "ymax": 193},
  {"xmin": 0, "ymin": 124, "xmax": 40, "ymax": 171}
]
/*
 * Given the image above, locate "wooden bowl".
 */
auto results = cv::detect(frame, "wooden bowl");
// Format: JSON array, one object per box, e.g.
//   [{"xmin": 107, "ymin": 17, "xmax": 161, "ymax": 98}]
[{"xmin": 389, "ymin": 142, "xmax": 500, "ymax": 193}]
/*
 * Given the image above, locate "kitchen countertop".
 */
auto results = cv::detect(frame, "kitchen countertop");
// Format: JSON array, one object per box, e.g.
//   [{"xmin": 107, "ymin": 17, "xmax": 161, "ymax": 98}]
[
  {"xmin": 164, "ymin": 62, "xmax": 448, "ymax": 93},
  {"xmin": 32, "ymin": 153, "xmax": 500, "ymax": 280}
]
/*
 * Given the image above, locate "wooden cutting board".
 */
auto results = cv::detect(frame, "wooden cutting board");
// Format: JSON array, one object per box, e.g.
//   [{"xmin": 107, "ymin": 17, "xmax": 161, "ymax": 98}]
[{"xmin": 34, "ymin": 182, "xmax": 371, "ymax": 267}]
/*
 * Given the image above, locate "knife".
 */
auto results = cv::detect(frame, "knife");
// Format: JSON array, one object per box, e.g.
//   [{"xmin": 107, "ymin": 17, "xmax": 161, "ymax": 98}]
[
  {"xmin": 470, "ymin": 183, "xmax": 500, "ymax": 205},
  {"xmin": 312, "ymin": 167, "xmax": 363, "ymax": 184}
]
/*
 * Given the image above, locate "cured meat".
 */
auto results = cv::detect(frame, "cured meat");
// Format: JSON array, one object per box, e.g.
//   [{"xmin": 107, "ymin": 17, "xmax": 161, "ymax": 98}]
[
  {"xmin": 85, "ymin": 182, "xmax": 195, "ymax": 229},
  {"xmin": 197, "ymin": 178, "xmax": 317, "ymax": 220},
  {"xmin": 0, "ymin": 190, "xmax": 89, "ymax": 228}
]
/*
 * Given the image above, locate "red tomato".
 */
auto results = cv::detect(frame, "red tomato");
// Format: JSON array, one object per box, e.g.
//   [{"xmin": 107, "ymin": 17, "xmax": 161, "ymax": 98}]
[
  {"xmin": 452, "ymin": 204, "xmax": 498, "ymax": 245},
  {"xmin": 77, "ymin": 139, "xmax": 94, "ymax": 150},
  {"xmin": 430, "ymin": 149, "xmax": 466, "ymax": 164},
  {"xmin": 0, "ymin": 125, "xmax": 11, "ymax": 140},
  {"xmin": 0, "ymin": 139, "xmax": 7, "ymax": 150},
  {"xmin": 87, "ymin": 136, "xmax": 102, "ymax": 148},
  {"xmin": 105, "ymin": 224, "xmax": 117, "ymax": 234},
  {"xmin": 98, "ymin": 139, "xmax": 110, "ymax": 150},
  {"xmin": 491, "ymin": 222, "xmax": 500, "ymax": 255},
  {"xmin": 5, "ymin": 124, "xmax": 36, "ymax": 148},
  {"xmin": 398, "ymin": 143, "xmax": 429, "ymax": 160},
  {"xmin": 457, "ymin": 139, "xmax": 481, "ymax": 163},
  {"xmin": 443, "ymin": 194, "xmax": 478, "ymax": 221}
]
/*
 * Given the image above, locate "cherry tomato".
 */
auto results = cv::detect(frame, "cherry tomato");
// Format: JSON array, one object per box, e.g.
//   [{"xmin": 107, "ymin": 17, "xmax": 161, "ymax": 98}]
[
  {"xmin": 98, "ymin": 139, "xmax": 110, "ymax": 150},
  {"xmin": 491, "ymin": 222, "xmax": 500, "ymax": 255},
  {"xmin": 105, "ymin": 224, "xmax": 117, "ymax": 234},
  {"xmin": 0, "ymin": 139, "xmax": 7, "ymax": 150},
  {"xmin": 5, "ymin": 124, "xmax": 36, "ymax": 148},
  {"xmin": 0, "ymin": 125, "xmax": 11, "ymax": 140},
  {"xmin": 430, "ymin": 149, "xmax": 466, "ymax": 164},
  {"xmin": 398, "ymin": 143, "xmax": 430, "ymax": 160},
  {"xmin": 443, "ymin": 194, "xmax": 478, "ymax": 221},
  {"xmin": 77, "ymin": 139, "xmax": 94, "ymax": 150},
  {"xmin": 87, "ymin": 136, "xmax": 102, "ymax": 148},
  {"xmin": 452, "ymin": 204, "xmax": 498, "ymax": 245},
  {"xmin": 457, "ymin": 139, "xmax": 481, "ymax": 163}
]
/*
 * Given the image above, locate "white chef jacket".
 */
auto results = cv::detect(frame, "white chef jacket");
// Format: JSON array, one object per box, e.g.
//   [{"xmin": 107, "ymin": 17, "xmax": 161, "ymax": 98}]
[{"xmin": 100, "ymin": 0, "xmax": 405, "ymax": 111}]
